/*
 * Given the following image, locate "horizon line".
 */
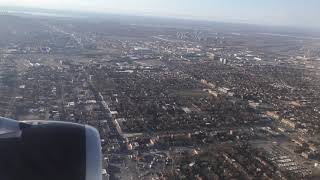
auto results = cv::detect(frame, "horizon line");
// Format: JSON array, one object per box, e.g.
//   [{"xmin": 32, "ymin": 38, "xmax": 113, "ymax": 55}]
[{"xmin": 0, "ymin": 5, "xmax": 320, "ymax": 32}]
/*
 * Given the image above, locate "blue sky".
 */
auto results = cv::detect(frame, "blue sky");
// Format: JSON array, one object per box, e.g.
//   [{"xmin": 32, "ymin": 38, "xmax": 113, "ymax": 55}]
[{"xmin": 1, "ymin": 0, "xmax": 319, "ymax": 28}]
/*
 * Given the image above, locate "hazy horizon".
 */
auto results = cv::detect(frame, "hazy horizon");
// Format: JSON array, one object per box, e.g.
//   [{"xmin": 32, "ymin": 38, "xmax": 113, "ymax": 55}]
[{"xmin": 0, "ymin": 0, "xmax": 319, "ymax": 29}]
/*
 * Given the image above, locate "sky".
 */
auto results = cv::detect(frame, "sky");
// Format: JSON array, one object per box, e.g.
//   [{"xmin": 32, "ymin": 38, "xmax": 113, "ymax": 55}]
[{"xmin": 0, "ymin": 0, "xmax": 319, "ymax": 28}]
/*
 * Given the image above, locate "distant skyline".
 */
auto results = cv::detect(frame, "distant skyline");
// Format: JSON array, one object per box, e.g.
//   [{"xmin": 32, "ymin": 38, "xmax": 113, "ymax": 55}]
[{"xmin": 0, "ymin": 0, "xmax": 319, "ymax": 29}]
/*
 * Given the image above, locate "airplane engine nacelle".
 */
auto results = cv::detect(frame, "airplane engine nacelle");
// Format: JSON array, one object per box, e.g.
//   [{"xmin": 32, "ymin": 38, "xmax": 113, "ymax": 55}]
[{"xmin": 0, "ymin": 117, "xmax": 102, "ymax": 180}]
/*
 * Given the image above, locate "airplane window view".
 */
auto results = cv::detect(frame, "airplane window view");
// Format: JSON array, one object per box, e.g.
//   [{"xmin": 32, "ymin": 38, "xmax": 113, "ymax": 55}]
[{"xmin": 0, "ymin": 0, "xmax": 320, "ymax": 180}]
